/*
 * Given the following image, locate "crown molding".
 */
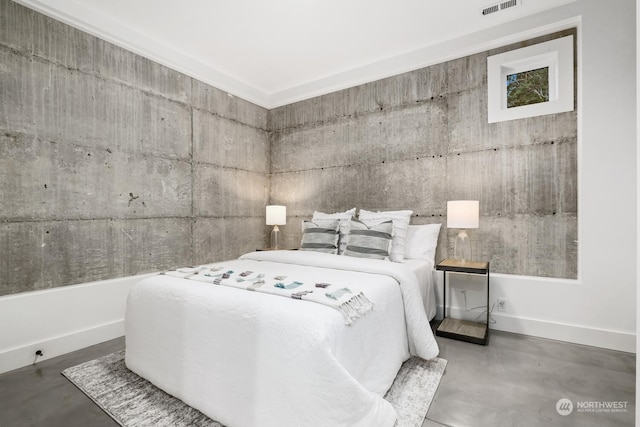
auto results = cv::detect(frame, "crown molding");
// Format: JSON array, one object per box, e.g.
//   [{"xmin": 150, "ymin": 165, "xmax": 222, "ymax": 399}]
[{"xmin": 14, "ymin": 0, "xmax": 578, "ymax": 110}]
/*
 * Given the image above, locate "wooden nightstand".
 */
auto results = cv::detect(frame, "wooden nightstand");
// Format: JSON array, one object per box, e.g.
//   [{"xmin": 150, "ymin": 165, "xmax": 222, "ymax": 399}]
[{"xmin": 435, "ymin": 259, "xmax": 490, "ymax": 345}]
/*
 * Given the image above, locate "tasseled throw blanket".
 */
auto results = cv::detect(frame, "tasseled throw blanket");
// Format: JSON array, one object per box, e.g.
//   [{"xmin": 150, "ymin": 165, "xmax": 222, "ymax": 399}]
[{"xmin": 161, "ymin": 265, "xmax": 373, "ymax": 325}]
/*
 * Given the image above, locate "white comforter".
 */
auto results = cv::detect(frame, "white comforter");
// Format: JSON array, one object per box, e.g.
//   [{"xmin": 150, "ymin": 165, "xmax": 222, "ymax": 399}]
[{"xmin": 125, "ymin": 251, "xmax": 439, "ymax": 427}]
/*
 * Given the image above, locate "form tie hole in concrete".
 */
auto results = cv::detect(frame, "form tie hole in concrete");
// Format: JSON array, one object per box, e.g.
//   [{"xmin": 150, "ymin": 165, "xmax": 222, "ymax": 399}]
[{"xmin": 128, "ymin": 193, "xmax": 140, "ymax": 206}]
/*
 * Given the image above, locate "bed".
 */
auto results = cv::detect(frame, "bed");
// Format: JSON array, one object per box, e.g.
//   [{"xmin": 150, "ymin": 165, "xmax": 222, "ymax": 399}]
[{"xmin": 125, "ymin": 249, "xmax": 439, "ymax": 427}]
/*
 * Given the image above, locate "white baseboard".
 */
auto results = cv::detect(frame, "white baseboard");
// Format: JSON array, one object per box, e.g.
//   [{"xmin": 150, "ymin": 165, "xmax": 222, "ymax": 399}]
[
  {"xmin": 0, "ymin": 272, "xmax": 153, "ymax": 375},
  {"xmin": 491, "ymin": 311, "xmax": 636, "ymax": 353},
  {"xmin": 439, "ymin": 306, "xmax": 636, "ymax": 353},
  {"xmin": 0, "ymin": 320, "xmax": 124, "ymax": 374}
]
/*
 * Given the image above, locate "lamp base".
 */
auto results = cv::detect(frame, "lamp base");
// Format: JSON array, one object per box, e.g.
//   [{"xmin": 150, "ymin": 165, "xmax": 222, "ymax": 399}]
[
  {"xmin": 270, "ymin": 225, "xmax": 281, "ymax": 249},
  {"xmin": 454, "ymin": 229, "xmax": 472, "ymax": 262}
]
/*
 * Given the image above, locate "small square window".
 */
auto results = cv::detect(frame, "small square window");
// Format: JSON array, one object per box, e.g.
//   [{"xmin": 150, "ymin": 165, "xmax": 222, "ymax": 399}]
[
  {"xmin": 506, "ymin": 67, "xmax": 549, "ymax": 108},
  {"xmin": 487, "ymin": 35, "xmax": 574, "ymax": 123}
]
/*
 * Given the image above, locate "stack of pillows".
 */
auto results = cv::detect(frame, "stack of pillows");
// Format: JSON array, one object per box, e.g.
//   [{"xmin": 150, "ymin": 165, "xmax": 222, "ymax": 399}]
[{"xmin": 299, "ymin": 208, "xmax": 441, "ymax": 263}]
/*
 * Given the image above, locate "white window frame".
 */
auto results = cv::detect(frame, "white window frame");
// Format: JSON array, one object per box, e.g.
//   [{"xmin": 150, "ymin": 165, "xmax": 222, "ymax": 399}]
[{"xmin": 487, "ymin": 35, "xmax": 574, "ymax": 123}]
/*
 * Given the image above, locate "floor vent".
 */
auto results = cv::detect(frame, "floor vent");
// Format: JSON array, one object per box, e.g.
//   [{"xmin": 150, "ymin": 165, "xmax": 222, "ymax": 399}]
[{"xmin": 482, "ymin": 0, "xmax": 521, "ymax": 16}]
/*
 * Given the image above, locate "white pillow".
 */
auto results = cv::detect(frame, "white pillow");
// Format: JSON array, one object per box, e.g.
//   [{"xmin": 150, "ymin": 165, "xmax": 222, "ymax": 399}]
[
  {"xmin": 358, "ymin": 209, "xmax": 412, "ymax": 262},
  {"xmin": 311, "ymin": 208, "xmax": 356, "ymax": 255},
  {"xmin": 404, "ymin": 224, "xmax": 442, "ymax": 263}
]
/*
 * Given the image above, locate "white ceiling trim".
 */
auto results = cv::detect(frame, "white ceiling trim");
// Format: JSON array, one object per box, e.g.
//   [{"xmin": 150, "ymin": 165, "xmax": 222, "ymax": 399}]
[
  {"xmin": 269, "ymin": 15, "xmax": 582, "ymax": 108},
  {"xmin": 14, "ymin": 0, "xmax": 578, "ymax": 110},
  {"xmin": 13, "ymin": 0, "xmax": 271, "ymax": 107}
]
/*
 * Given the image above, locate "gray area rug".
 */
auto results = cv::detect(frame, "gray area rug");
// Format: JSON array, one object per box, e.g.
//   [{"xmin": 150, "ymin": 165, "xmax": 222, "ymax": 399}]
[{"xmin": 62, "ymin": 350, "xmax": 447, "ymax": 427}]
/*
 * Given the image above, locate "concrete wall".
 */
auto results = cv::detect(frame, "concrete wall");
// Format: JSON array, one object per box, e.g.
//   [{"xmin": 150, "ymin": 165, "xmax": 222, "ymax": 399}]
[
  {"xmin": 269, "ymin": 31, "xmax": 578, "ymax": 279},
  {"xmin": 0, "ymin": 0, "xmax": 269, "ymax": 297},
  {"xmin": 0, "ymin": 0, "xmax": 635, "ymax": 365}
]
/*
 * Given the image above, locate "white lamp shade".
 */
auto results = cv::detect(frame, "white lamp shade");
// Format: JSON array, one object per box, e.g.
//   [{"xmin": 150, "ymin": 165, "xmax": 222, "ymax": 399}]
[
  {"xmin": 266, "ymin": 205, "xmax": 286, "ymax": 225},
  {"xmin": 447, "ymin": 200, "xmax": 479, "ymax": 229}
]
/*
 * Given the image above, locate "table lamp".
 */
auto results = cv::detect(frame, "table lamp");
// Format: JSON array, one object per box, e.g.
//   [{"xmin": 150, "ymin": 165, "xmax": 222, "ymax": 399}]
[
  {"xmin": 266, "ymin": 205, "xmax": 286, "ymax": 249},
  {"xmin": 447, "ymin": 200, "xmax": 479, "ymax": 262}
]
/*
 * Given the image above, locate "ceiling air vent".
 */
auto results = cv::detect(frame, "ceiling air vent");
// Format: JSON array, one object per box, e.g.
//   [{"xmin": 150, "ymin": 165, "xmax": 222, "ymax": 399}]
[
  {"xmin": 481, "ymin": 0, "xmax": 521, "ymax": 16},
  {"xmin": 482, "ymin": 4, "xmax": 500, "ymax": 15},
  {"xmin": 500, "ymin": 0, "xmax": 519, "ymax": 10}
]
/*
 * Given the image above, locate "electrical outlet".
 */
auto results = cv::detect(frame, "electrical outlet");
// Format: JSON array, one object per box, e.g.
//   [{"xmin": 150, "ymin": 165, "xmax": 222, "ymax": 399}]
[{"xmin": 497, "ymin": 298, "xmax": 507, "ymax": 312}]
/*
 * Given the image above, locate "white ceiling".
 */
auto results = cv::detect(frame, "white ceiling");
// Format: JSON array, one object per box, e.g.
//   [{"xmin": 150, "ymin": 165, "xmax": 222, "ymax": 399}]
[{"xmin": 17, "ymin": 0, "xmax": 575, "ymax": 108}]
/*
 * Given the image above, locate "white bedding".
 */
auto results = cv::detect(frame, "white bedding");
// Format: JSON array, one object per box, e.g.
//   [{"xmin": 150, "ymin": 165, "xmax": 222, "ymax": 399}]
[
  {"xmin": 403, "ymin": 258, "xmax": 437, "ymax": 321},
  {"xmin": 125, "ymin": 251, "xmax": 439, "ymax": 427}
]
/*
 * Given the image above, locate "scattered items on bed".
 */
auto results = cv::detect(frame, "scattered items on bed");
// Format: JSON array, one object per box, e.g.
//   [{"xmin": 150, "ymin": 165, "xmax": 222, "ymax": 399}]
[
  {"xmin": 343, "ymin": 217, "xmax": 393, "ymax": 260},
  {"xmin": 291, "ymin": 290, "xmax": 314, "ymax": 299},
  {"xmin": 274, "ymin": 280, "xmax": 304, "ymax": 290},
  {"xmin": 161, "ymin": 266, "xmax": 373, "ymax": 325},
  {"xmin": 300, "ymin": 219, "xmax": 340, "ymax": 254},
  {"xmin": 325, "ymin": 287, "xmax": 352, "ymax": 300},
  {"xmin": 235, "ymin": 273, "xmax": 264, "ymax": 282}
]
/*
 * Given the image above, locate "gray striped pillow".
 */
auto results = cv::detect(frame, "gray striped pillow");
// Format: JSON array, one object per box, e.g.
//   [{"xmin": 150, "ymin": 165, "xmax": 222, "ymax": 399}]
[
  {"xmin": 344, "ymin": 218, "xmax": 393, "ymax": 260},
  {"xmin": 300, "ymin": 220, "xmax": 340, "ymax": 254}
]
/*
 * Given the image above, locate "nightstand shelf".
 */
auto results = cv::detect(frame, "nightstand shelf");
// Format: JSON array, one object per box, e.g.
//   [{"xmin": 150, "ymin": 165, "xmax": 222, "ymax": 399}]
[{"xmin": 436, "ymin": 259, "xmax": 490, "ymax": 345}]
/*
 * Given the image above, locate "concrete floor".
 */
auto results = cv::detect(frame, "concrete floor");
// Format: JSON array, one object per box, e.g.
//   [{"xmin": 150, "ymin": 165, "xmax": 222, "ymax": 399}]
[
  {"xmin": 0, "ymin": 331, "xmax": 634, "ymax": 427},
  {"xmin": 424, "ymin": 332, "xmax": 635, "ymax": 427}
]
